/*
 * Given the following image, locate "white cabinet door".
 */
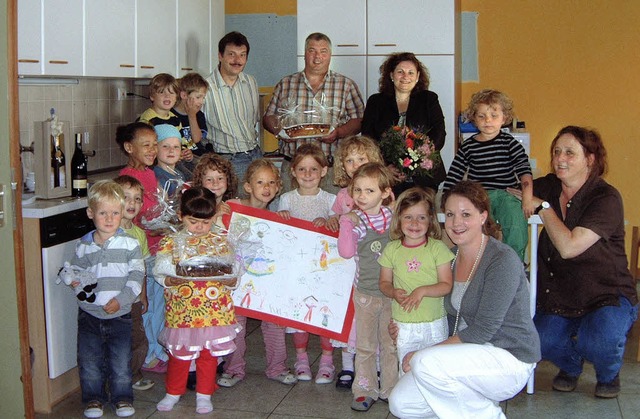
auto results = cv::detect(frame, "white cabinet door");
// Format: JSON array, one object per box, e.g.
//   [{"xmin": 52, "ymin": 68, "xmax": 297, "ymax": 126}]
[
  {"xmin": 43, "ymin": 0, "xmax": 83, "ymax": 76},
  {"xmin": 297, "ymin": 0, "xmax": 366, "ymax": 56},
  {"xmin": 209, "ymin": 0, "xmax": 225, "ymax": 74},
  {"xmin": 367, "ymin": 0, "xmax": 454, "ymax": 55},
  {"xmin": 297, "ymin": 55, "xmax": 367, "ymax": 101},
  {"xmin": 367, "ymin": 54, "xmax": 456, "ymax": 168},
  {"xmin": 137, "ymin": 0, "xmax": 177, "ymax": 78},
  {"xmin": 18, "ymin": 0, "xmax": 42, "ymax": 75},
  {"xmin": 177, "ymin": 0, "xmax": 213, "ymax": 76},
  {"xmin": 85, "ymin": 0, "xmax": 135, "ymax": 77}
]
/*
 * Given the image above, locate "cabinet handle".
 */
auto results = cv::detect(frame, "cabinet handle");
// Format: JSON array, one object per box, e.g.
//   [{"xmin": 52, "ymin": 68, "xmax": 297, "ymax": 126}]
[
  {"xmin": 181, "ymin": 67, "xmax": 193, "ymax": 71},
  {"xmin": 19, "ymin": 59, "xmax": 39, "ymax": 63},
  {"xmin": 48, "ymin": 60, "xmax": 68, "ymax": 64},
  {"xmin": 374, "ymin": 43, "xmax": 397, "ymax": 47},
  {"xmin": 336, "ymin": 44, "xmax": 359, "ymax": 47},
  {"xmin": 119, "ymin": 64, "xmax": 134, "ymax": 68},
  {"xmin": 140, "ymin": 65, "xmax": 155, "ymax": 69}
]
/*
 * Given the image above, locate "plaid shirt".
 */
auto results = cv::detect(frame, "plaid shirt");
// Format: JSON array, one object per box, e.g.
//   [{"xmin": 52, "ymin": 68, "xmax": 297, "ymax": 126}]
[{"xmin": 265, "ymin": 70, "xmax": 364, "ymax": 158}]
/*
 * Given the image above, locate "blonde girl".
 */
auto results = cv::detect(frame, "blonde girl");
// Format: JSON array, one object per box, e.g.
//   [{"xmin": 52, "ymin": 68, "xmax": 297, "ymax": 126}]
[
  {"xmin": 153, "ymin": 187, "xmax": 239, "ymax": 414},
  {"xmin": 276, "ymin": 143, "xmax": 337, "ymax": 383},
  {"xmin": 116, "ymin": 122, "xmax": 169, "ymax": 372},
  {"xmin": 378, "ymin": 187, "xmax": 454, "ymax": 374},
  {"xmin": 216, "ymin": 159, "xmax": 298, "ymax": 387},
  {"xmin": 330, "ymin": 135, "xmax": 384, "ymax": 389},
  {"xmin": 337, "ymin": 162, "xmax": 398, "ymax": 411}
]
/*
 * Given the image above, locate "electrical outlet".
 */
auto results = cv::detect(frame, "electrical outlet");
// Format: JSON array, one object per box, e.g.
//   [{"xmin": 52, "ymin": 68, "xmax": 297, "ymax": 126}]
[{"xmin": 117, "ymin": 88, "xmax": 127, "ymax": 101}]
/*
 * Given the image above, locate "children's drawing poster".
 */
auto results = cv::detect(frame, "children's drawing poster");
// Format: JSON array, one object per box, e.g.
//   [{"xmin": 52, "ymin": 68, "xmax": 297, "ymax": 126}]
[{"xmin": 224, "ymin": 202, "xmax": 356, "ymax": 342}]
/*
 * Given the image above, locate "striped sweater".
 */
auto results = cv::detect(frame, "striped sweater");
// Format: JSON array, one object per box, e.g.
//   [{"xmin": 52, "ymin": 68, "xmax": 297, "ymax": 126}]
[
  {"xmin": 70, "ymin": 228, "xmax": 144, "ymax": 319},
  {"xmin": 443, "ymin": 131, "xmax": 532, "ymax": 191}
]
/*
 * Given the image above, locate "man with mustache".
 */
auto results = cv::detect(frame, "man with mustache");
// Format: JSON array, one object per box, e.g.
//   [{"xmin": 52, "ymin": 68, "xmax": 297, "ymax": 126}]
[
  {"xmin": 263, "ymin": 32, "xmax": 365, "ymax": 195},
  {"xmin": 204, "ymin": 31, "xmax": 262, "ymax": 187}
]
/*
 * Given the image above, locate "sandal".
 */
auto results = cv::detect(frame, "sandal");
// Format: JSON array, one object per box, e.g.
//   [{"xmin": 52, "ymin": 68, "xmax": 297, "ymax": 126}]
[
  {"xmin": 315, "ymin": 362, "xmax": 335, "ymax": 384},
  {"xmin": 351, "ymin": 396, "xmax": 375, "ymax": 412},
  {"xmin": 270, "ymin": 371, "xmax": 298, "ymax": 385},
  {"xmin": 335, "ymin": 370, "xmax": 354, "ymax": 390},
  {"xmin": 294, "ymin": 359, "xmax": 312, "ymax": 381}
]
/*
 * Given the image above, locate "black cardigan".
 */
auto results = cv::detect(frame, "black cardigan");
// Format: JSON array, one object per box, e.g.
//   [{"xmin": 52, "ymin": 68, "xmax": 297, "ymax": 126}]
[{"xmin": 361, "ymin": 90, "xmax": 447, "ymax": 189}]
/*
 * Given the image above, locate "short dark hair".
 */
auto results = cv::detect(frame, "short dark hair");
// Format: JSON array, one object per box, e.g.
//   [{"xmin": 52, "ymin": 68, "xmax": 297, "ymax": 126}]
[
  {"xmin": 115, "ymin": 122, "xmax": 156, "ymax": 153},
  {"xmin": 180, "ymin": 187, "xmax": 217, "ymax": 219},
  {"xmin": 550, "ymin": 126, "xmax": 607, "ymax": 178},
  {"xmin": 378, "ymin": 52, "xmax": 429, "ymax": 96},
  {"xmin": 218, "ymin": 31, "xmax": 250, "ymax": 56}
]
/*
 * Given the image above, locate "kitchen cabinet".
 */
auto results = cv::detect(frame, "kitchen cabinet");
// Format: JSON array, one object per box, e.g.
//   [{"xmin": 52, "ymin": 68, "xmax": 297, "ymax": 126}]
[
  {"xmin": 178, "ymin": 0, "xmax": 217, "ymax": 76},
  {"xmin": 137, "ymin": 0, "xmax": 177, "ymax": 78},
  {"xmin": 84, "ymin": 0, "xmax": 136, "ymax": 77},
  {"xmin": 296, "ymin": 0, "xmax": 366, "ymax": 56},
  {"xmin": 43, "ymin": 0, "xmax": 84, "ymax": 76},
  {"xmin": 17, "ymin": 0, "xmax": 42, "ymax": 75}
]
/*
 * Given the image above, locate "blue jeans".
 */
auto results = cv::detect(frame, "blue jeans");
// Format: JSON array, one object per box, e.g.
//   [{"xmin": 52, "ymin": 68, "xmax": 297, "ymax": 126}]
[
  {"xmin": 142, "ymin": 256, "xmax": 168, "ymax": 364},
  {"xmin": 77, "ymin": 309, "xmax": 134, "ymax": 404},
  {"xmin": 534, "ymin": 297, "xmax": 638, "ymax": 383},
  {"xmin": 219, "ymin": 146, "xmax": 263, "ymax": 187}
]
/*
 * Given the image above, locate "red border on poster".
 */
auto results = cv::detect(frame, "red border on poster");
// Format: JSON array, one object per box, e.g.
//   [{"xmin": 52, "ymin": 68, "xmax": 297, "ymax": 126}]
[{"xmin": 223, "ymin": 202, "xmax": 355, "ymax": 342}]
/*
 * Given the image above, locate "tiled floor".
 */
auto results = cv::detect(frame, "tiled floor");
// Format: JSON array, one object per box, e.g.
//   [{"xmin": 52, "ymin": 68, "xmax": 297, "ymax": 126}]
[{"xmin": 38, "ymin": 318, "xmax": 640, "ymax": 419}]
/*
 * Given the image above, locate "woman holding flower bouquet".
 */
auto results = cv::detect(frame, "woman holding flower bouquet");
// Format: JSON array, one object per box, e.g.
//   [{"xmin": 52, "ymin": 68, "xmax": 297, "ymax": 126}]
[{"xmin": 362, "ymin": 52, "xmax": 447, "ymax": 195}]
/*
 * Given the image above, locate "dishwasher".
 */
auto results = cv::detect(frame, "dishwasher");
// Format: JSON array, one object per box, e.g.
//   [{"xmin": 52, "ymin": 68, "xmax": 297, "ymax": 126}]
[{"xmin": 40, "ymin": 208, "xmax": 94, "ymax": 379}]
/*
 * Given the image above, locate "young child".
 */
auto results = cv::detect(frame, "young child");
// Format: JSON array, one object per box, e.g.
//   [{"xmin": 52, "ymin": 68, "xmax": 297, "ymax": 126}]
[
  {"xmin": 153, "ymin": 187, "xmax": 240, "ymax": 414},
  {"xmin": 113, "ymin": 175, "xmax": 155, "ymax": 392},
  {"xmin": 337, "ymin": 162, "xmax": 398, "ymax": 411},
  {"xmin": 217, "ymin": 159, "xmax": 298, "ymax": 387},
  {"xmin": 153, "ymin": 124, "xmax": 186, "ymax": 196},
  {"xmin": 192, "ymin": 153, "xmax": 239, "ymax": 224},
  {"xmin": 172, "ymin": 72, "xmax": 211, "ymax": 156},
  {"xmin": 276, "ymin": 143, "xmax": 337, "ymax": 384},
  {"xmin": 329, "ymin": 135, "xmax": 385, "ymax": 389},
  {"xmin": 378, "ymin": 187, "xmax": 454, "ymax": 374},
  {"xmin": 138, "ymin": 73, "xmax": 196, "ymax": 179},
  {"xmin": 116, "ymin": 122, "xmax": 169, "ymax": 373},
  {"xmin": 68, "ymin": 180, "xmax": 144, "ymax": 418},
  {"xmin": 443, "ymin": 89, "xmax": 533, "ymax": 261}
]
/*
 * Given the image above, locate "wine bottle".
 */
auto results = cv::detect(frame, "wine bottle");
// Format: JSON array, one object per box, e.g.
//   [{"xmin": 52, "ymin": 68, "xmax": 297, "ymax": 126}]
[
  {"xmin": 71, "ymin": 133, "xmax": 88, "ymax": 197},
  {"xmin": 50, "ymin": 135, "xmax": 66, "ymax": 188},
  {"xmin": 50, "ymin": 136, "xmax": 59, "ymax": 188}
]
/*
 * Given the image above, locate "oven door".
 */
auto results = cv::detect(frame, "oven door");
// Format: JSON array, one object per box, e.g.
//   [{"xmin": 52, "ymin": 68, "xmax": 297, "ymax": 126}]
[{"xmin": 42, "ymin": 240, "xmax": 81, "ymax": 379}]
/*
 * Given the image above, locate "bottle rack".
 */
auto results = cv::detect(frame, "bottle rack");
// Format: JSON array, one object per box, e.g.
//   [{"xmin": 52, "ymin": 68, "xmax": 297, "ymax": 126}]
[{"xmin": 34, "ymin": 120, "xmax": 72, "ymax": 199}]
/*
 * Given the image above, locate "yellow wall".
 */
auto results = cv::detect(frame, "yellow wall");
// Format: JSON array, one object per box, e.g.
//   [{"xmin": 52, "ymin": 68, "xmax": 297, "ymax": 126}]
[{"xmin": 461, "ymin": 0, "xmax": 640, "ymax": 252}]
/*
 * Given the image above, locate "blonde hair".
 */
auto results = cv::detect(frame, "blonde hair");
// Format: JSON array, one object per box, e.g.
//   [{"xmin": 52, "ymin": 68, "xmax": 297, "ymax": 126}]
[
  {"xmin": 149, "ymin": 73, "xmax": 178, "ymax": 96},
  {"xmin": 389, "ymin": 187, "xmax": 441, "ymax": 241},
  {"xmin": 290, "ymin": 143, "xmax": 329, "ymax": 189},
  {"xmin": 334, "ymin": 135, "xmax": 384, "ymax": 187},
  {"xmin": 464, "ymin": 89, "xmax": 515, "ymax": 126},
  {"xmin": 244, "ymin": 158, "xmax": 282, "ymax": 189},
  {"xmin": 349, "ymin": 162, "xmax": 394, "ymax": 206},
  {"xmin": 177, "ymin": 72, "xmax": 208, "ymax": 96},
  {"xmin": 88, "ymin": 180, "xmax": 125, "ymax": 211}
]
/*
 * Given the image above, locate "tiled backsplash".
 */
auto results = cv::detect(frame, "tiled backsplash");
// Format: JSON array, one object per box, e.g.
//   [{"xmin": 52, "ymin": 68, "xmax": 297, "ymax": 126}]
[{"xmin": 19, "ymin": 78, "xmax": 151, "ymax": 178}]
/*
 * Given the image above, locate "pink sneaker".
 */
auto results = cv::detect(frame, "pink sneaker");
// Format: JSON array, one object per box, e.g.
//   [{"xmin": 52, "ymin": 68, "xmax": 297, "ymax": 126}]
[{"xmin": 142, "ymin": 359, "xmax": 168, "ymax": 373}]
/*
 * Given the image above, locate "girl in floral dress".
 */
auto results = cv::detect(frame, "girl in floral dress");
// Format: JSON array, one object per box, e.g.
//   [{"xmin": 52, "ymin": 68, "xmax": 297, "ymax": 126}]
[{"xmin": 153, "ymin": 187, "xmax": 240, "ymax": 414}]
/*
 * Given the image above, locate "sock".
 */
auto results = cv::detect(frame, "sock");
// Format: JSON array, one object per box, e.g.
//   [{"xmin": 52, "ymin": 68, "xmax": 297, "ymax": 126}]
[
  {"xmin": 320, "ymin": 354, "xmax": 333, "ymax": 367},
  {"xmin": 296, "ymin": 351, "xmax": 309, "ymax": 364},
  {"xmin": 157, "ymin": 394, "xmax": 180, "ymax": 411},
  {"xmin": 341, "ymin": 351, "xmax": 354, "ymax": 372},
  {"xmin": 196, "ymin": 393, "xmax": 213, "ymax": 414}
]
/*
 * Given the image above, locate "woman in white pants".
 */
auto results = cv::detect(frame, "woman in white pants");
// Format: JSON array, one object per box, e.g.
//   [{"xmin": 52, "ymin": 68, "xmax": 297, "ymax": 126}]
[{"xmin": 389, "ymin": 181, "xmax": 540, "ymax": 419}]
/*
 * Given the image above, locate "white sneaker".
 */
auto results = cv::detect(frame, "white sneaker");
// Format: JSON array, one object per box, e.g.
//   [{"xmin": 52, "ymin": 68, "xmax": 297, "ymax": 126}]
[
  {"xmin": 115, "ymin": 402, "xmax": 135, "ymax": 417},
  {"xmin": 83, "ymin": 401, "xmax": 103, "ymax": 418}
]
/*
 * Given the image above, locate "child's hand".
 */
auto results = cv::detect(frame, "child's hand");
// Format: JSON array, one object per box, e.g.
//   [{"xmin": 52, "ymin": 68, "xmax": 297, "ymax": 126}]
[
  {"xmin": 277, "ymin": 210, "xmax": 291, "ymax": 220},
  {"xmin": 103, "ymin": 298, "xmax": 120, "ymax": 314},
  {"xmin": 401, "ymin": 288, "xmax": 425, "ymax": 313},
  {"xmin": 522, "ymin": 195, "xmax": 536, "ymax": 219},
  {"xmin": 181, "ymin": 148, "xmax": 194, "ymax": 162},
  {"xmin": 393, "ymin": 288, "xmax": 408, "ymax": 305},
  {"xmin": 213, "ymin": 202, "xmax": 231, "ymax": 224},
  {"xmin": 312, "ymin": 217, "xmax": 327, "ymax": 227},
  {"xmin": 325, "ymin": 215, "xmax": 340, "ymax": 232},
  {"xmin": 342, "ymin": 211, "xmax": 360, "ymax": 225},
  {"xmin": 184, "ymin": 94, "xmax": 202, "ymax": 115},
  {"xmin": 165, "ymin": 276, "xmax": 188, "ymax": 287}
]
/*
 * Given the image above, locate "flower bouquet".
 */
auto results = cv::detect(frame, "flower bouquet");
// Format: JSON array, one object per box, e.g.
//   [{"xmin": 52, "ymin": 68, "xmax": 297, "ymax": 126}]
[{"xmin": 379, "ymin": 125, "xmax": 441, "ymax": 180}]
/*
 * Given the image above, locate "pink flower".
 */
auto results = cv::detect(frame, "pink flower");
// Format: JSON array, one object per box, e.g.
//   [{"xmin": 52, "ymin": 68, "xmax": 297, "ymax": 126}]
[
  {"xmin": 406, "ymin": 138, "xmax": 414, "ymax": 149},
  {"xmin": 420, "ymin": 159, "xmax": 434, "ymax": 170},
  {"xmin": 403, "ymin": 157, "xmax": 412, "ymax": 168}
]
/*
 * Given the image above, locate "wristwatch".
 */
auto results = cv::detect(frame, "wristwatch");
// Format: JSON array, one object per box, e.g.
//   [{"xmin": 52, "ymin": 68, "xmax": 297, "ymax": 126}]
[{"xmin": 535, "ymin": 201, "xmax": 550, "ymax": 215}]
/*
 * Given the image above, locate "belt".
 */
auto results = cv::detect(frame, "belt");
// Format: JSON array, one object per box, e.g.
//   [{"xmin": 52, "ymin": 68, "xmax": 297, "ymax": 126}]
[{"xmin": 218, "ymin": 146, "xmax": 260, "ymax": 156}]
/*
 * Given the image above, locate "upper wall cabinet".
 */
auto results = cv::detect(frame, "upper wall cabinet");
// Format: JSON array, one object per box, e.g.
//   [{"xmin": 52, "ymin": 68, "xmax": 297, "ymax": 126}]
[
  {"xmin": 17, "ymin": 0, "xmax": 42, "ymax": 75},
  {"xmin": 137, "ymin": 0, "xmax": 177, "ymax": 78},
  {"xmin": 178, "ymin": 0, "xmax": 213, "ymax": 76},
  {"xmin": 296, "ymin": 0, "xmax": 366, "ymax": 56},
  {"xmin": 85, "ymin": 0, "xmax": 136, "ymax": 77},
  {"xmin": 367, "ymin": 0, "xmax": 454, "ymax": 55}
]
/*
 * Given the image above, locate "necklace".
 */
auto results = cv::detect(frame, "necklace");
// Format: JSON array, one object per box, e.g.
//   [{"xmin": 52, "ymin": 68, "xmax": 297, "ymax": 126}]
[
  {"xmin": 363, "ymin": 209, "xmax": 387, "ymax": 234},
  {"xmin": 450, "ymin": 234, "xmax": 485, "ymax": 335}
]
